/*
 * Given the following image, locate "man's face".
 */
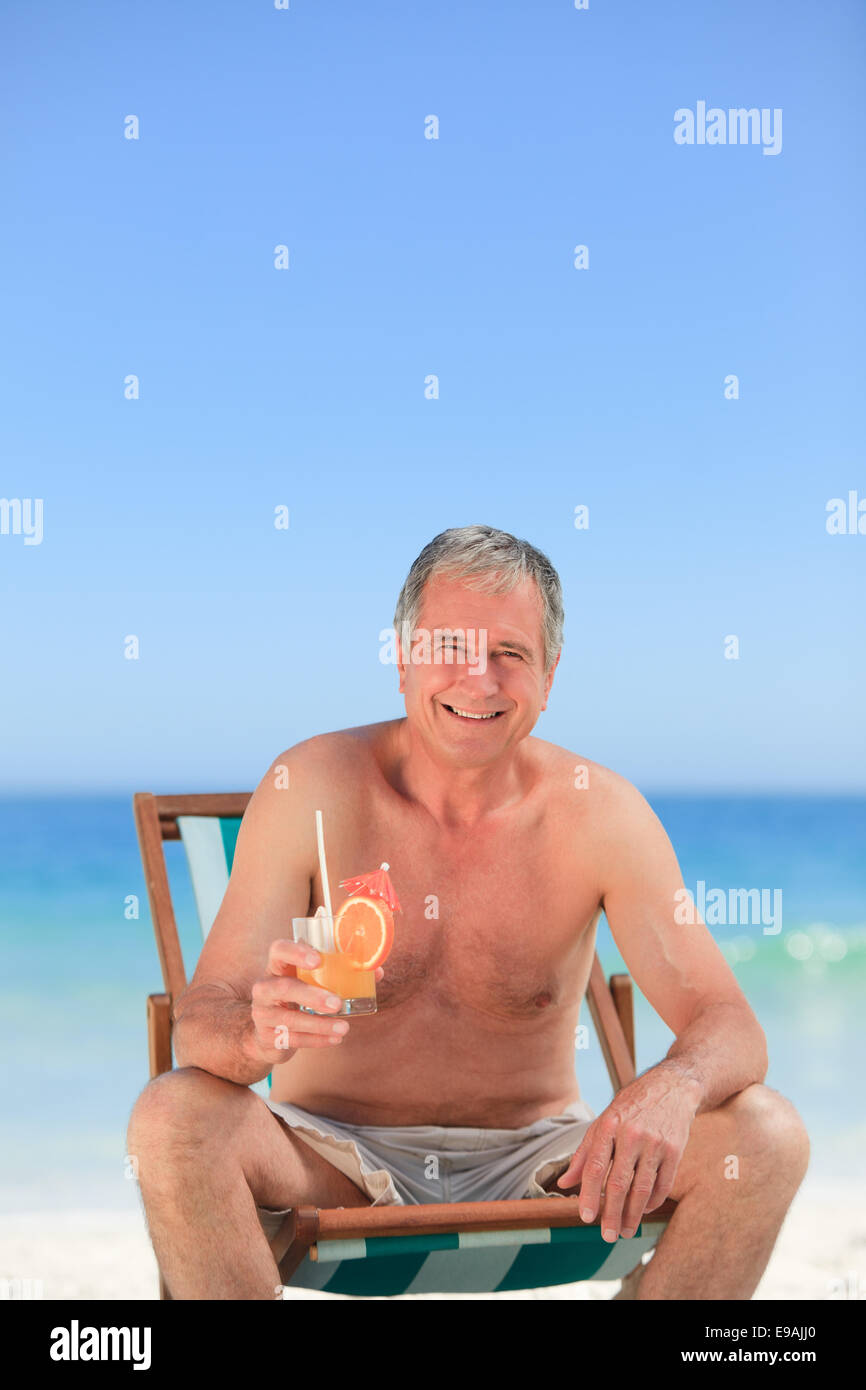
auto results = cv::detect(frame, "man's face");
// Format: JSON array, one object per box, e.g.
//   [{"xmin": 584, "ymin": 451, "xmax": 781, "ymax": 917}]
[{"xmin": 397, "ymin": 572, "xmax": 559, "ymax": 765}]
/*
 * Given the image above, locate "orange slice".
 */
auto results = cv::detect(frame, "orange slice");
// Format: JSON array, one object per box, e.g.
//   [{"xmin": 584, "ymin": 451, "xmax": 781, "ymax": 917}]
[{"xmin": 334, "ymin": 895, "xmax": 394, "ymax": 970}]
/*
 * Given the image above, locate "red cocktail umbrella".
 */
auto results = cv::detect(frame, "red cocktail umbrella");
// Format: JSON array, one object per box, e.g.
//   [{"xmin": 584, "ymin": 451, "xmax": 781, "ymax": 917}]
[{"xmin": 338, "ymin": 861, "xmax": 402, "ymax": 913}]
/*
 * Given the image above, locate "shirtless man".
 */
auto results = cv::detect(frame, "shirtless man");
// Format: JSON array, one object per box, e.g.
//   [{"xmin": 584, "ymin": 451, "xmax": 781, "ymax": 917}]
[{"xmin": 127, "ymin": 525, "xmax": 810, "ymax": 1300}]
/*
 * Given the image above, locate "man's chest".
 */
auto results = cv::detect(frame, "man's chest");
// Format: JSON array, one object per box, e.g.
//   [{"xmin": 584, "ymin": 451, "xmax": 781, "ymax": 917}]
[{"xmin": 313, "ymin": 797, "xmax": 603, "ymax": 1016}]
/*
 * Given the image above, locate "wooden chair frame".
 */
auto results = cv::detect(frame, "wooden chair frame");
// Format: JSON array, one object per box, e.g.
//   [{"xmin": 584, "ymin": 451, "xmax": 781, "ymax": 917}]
[{"xmin": 133, "ymin": 790, "xmax": 676, "ymax": 1299}]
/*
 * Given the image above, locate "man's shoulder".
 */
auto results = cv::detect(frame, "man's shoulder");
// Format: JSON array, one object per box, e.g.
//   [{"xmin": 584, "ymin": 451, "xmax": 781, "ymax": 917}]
[
  {"xmin": 531, "ymin": 738, "xmax": 652, "ymax": 820},
  {"xmin": 529, "ymin": 736, "xmax": 629, "ymax": 791},
  {"xmin": 267, "ymin": 721, "xmax": 397, "ymax": 782},
  {"xmin": 245, "ymin": 725, "xmax": 392, "ymax": 847}
]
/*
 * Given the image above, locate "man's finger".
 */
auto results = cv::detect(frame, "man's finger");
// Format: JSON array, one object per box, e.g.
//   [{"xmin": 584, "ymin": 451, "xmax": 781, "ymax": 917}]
[
  {"xmin": 253, "ymin": 1005, "xmax": 349, "ymax": 1037},
  {"xmin": 620, "ymin": 1156, "xmax": 660, "ymax": 1237},
  {"xmin": 599, "ymin": 1148, "xmax": 642, "ymax": 1241},
  {"xmin": 555, "ymin": 1126, "xmax": 596, "ymax": 1190},
  {"xmin": 643, "ymin": 1145, "xmax": 680, "ymax": 1212},
  {"xmin": 266, "ymin": 939, "xmax": 321, "ymax": 974},
  {"xmin": 253, "ymin": 974, "xmax": 345, "ymax": 1014},
  {"xmin": 266, "ymin": 1025, "xmax": 350, "ymax": 1051},
  {"xmin": 595, "ymin": 1123, "xmax": 644, "ymax": 1240},
  {"xmin": 570, "ymin": 1126, "xmax": 615, "ymax": 1223}
]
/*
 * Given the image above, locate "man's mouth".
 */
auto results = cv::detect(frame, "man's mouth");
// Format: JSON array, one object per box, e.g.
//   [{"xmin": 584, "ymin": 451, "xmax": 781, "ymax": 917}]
[{"xmin": 441, "ymin": 703, "xmax": 505, "ymax": 722}]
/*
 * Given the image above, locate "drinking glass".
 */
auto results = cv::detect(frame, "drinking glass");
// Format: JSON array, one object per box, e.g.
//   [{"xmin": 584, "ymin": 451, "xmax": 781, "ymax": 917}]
[{"xmin": 293, "ymin": 915, "xmax": 377, "ymax": 1016}]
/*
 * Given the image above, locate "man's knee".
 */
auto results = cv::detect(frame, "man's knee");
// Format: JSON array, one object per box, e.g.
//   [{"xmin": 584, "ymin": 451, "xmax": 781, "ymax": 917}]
[
  {"xmin": 733, "ymin": 1084, "xmax": 811, "ymax": 1162},
  {"xmin": 721, "ymin": 1083, "xmax": 810, "ymax": 1183},
  {"xmin": 127, "ymin": 1066, "xmax": 253, "ymax": 1166},
  {"xmin": 670, "ymin": 1082, "xmax": 809, "ymax": 1203}
]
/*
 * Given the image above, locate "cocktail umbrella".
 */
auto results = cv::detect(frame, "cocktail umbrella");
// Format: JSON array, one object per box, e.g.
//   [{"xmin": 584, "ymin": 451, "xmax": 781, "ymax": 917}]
[{"xmin": 338, "ymin": 862, "xmax": 402, "ymax": 913}]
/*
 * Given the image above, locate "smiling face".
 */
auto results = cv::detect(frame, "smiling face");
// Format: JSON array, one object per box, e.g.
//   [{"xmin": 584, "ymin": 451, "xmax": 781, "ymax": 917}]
[{"xmin": 397, "ymin": 571, "xmax": 560, "ymax": 766}]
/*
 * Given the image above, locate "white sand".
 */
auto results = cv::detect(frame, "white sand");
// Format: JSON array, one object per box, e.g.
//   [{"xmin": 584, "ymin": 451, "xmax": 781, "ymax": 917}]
[{"xmin": 1, "ymin": 1179, "xmax": 861, "ymax": 1301}]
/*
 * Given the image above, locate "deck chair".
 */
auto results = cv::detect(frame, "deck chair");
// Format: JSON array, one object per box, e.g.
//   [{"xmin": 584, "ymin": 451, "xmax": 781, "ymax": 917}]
[{"xmin": 133, "ymin": 791, "xmax": 677, "ymax": 1299}]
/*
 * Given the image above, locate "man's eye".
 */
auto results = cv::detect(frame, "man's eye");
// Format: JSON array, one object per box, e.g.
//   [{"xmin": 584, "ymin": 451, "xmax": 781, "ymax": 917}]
[{"xmin": 500, "ymin": 650, "xmax": 522, "ymax": 659}]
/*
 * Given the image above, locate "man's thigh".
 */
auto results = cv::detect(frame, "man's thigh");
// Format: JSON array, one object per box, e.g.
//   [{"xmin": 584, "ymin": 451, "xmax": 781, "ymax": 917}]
[
  {"xmin": 253, "ymin": 1107, "xmax": 375, "ymax": 1214},
  {"xmin": 132, "ymin": 1066, "xmax": 373, "ymax": 1214}
]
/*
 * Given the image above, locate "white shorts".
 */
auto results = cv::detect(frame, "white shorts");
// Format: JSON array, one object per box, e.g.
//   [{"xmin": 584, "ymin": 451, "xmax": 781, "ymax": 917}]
[{"xmin": 256, "ymin": 1095, "xmax": 597, "ymax": 1241}]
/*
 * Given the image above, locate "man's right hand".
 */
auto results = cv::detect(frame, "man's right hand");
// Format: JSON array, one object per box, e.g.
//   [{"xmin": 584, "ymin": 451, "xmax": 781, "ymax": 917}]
[{"xmin": 249, "ymin": 939, "xmax": 383, "ymax": 1063}]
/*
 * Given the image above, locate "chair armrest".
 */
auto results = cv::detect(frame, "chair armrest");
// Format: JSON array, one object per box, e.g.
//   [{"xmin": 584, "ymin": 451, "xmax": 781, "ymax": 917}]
[
  {"xmin": 271, "ymin": 1196, "xmax": 678, "ymax": 1282},
  {"xmin": 147, "ymin": 993, "xmax": 173, "ymax": 1079},
  {"xmin": 609, "ymin": 973, "xmax": 636, "ymax": 1068},
  {"xmin": 309, "ymin": 1195, "xmax": 678, "ymax": 1242}
]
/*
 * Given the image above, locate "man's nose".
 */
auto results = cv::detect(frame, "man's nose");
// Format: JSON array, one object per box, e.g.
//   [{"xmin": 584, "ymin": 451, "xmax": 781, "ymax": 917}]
[{"xmin": 455, "ymin": 666, "xmax": 499, "ymax": 696}]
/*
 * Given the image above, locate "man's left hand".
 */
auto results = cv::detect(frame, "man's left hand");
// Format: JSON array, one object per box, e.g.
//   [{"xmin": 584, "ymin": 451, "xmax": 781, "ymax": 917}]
[{"xmin": 555, "ymin": 1064, "xmax": 699, "ymax": 1241}]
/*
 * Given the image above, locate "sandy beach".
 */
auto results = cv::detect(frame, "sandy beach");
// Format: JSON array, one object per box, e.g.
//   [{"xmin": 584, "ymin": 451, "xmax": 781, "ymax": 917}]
[{"xmin": 1, "ymin": 1178, "xmax": 861, "ymax": 1301}]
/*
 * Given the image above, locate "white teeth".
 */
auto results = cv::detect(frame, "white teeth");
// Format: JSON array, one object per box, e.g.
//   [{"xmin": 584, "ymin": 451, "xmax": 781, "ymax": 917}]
[{"xmin": 447, "ymin": 705, "xmax": 499, "ymax": 720}]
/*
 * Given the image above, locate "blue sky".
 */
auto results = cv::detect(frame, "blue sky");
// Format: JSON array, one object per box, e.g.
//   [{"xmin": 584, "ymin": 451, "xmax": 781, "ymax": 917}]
[{"xmin": 1, "ymin": 0, "xmax": 863, "ymax": 793}]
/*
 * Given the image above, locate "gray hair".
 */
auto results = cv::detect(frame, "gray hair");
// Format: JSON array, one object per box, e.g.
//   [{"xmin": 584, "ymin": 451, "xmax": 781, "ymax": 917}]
[{"xmin": 393, "ymin": 525, "xmax": 564, "ymax": 673}]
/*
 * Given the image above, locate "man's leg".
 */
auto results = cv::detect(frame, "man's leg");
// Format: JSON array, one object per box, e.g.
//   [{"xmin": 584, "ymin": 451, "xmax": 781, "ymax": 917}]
[
  {"xmin": 628, "ymin": 1083, "xmax": 810, "ymax": 1300},
  {"xmin": 126, "ymin": 1066, "xmax": 374, "ymax": 1300}
]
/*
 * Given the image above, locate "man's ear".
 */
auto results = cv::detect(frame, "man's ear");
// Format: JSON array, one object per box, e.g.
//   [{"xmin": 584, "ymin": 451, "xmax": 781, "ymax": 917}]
[{"xmin": 540, "ymin": 649, "xmax": 561, "ymax": 711}]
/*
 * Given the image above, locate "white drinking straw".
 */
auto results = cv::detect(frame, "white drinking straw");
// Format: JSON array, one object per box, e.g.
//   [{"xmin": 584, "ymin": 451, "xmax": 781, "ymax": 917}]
[{"xmin": 315, "ymin": 809, "xmax": 333, "ymax": 918}]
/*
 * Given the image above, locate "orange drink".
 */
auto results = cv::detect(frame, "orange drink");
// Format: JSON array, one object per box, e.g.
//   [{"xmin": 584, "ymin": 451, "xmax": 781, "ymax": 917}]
[
  {"xmin": 296, "ymin": 950, "xmax": 377, "ymax": 1011},
  {"xmin": 292, "ymin": 912, "xmax": 378, "ymax": 1016},
  {"xmin": 293, "ymin": 896, "xmax": 394, "ymax": 1017}
]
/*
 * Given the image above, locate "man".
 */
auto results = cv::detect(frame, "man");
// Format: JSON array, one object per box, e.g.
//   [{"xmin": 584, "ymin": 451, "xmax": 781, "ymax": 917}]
[{"xmin": 127, "ymin": 524, "xmax": 809, "ymax": 1300}]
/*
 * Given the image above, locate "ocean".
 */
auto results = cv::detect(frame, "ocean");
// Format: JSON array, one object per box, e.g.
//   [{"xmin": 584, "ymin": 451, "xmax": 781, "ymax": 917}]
[{"xmin": 1, "ymin": 794, "xmax": 863, "ymax": 1210}]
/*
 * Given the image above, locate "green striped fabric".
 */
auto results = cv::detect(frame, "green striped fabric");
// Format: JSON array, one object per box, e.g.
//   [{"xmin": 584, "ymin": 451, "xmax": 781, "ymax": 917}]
[
  {"xmin": 302, "ymin": 1220, "xmax": 666, "ymax": 1295},
  {"xmin": 176, "ymin": 816, "xmax": 273, "ymax": 1095},
  {"xmin": 177, "ymin": 814, "xmax": 670, "ymax": 1295},
  {"xmin": 177, "ymin": 816, "xmax": 241, "ymax": 939}
]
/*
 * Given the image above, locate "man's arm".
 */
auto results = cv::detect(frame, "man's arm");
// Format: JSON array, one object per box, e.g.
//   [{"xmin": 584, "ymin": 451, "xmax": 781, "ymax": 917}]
[
  {"xmin": 557, "ymin": 769, "xmax": 770, "ymax": 1234},
  {"xmin": 596, "ymin": 772, "xmax": 769, "ymax": 1113},
  {"xmin": 172, "ymin": 743, "xmax": 322, "ymax": 1085}
]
